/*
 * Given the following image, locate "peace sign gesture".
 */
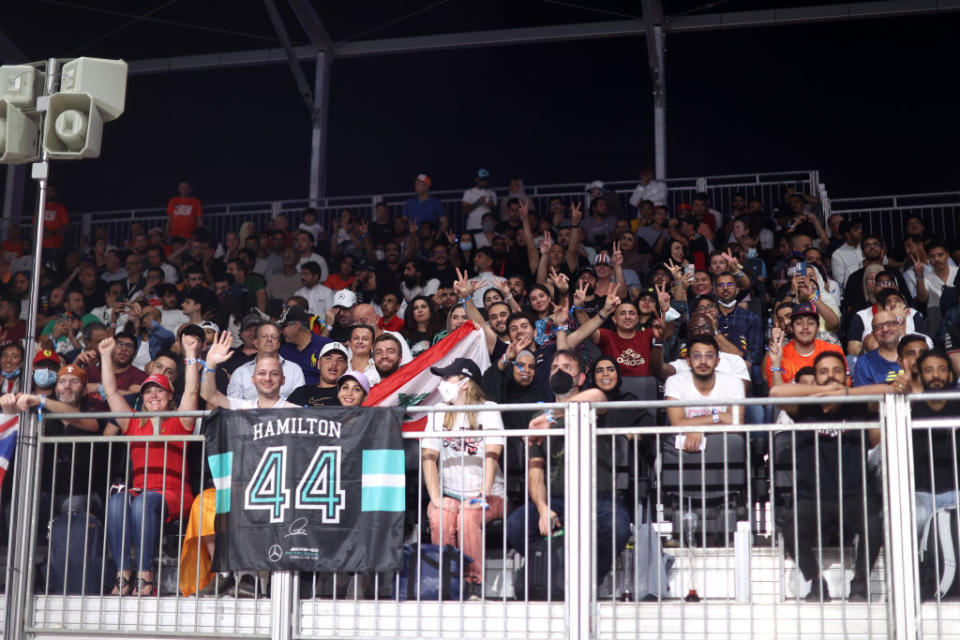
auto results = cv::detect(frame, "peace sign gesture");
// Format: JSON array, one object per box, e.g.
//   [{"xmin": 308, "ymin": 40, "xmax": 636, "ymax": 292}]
[
  {"xmin": 570, "ymin": 201, "xmax": 583, "ymax": 226},
  {"xmin": 573, "ymin": 279, "xmax": 589, "ymax": 308},
  {"xmin": 665, "ymin": 259, "xmax": 682, "ymax": 280},
  {"xmin": 539, "ymin": 230, "xmax": 554, "ymax": 255},
  {"xmin": 655, "ymin": 281, "xmax": 671, "ymax": 316},
  {"xmin": 721, "ymin": 250, "xmax": 742, "ymax": 274},
  {"xmin": 518, "ymin": 198, "xmax": 531, "ymax": 221},
  {"xmin": 768, "ymin": 327, "xmax": 784, "ymax": 367},
  {"xmin": 453, "ymin": 267, "xmax": 473, "ymax": 299},
  {"xmin": 549, "ymin": 266, "xmax": 569, "ymax": 293},
  {"xmin": 612, "ymin": 241, "xmax": 623, "ymax": 267}
]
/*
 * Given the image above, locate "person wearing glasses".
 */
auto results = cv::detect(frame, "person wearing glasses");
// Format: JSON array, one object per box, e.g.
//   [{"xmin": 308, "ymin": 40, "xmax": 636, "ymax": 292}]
[
  {"xmin": 852, "ymin": 310, "xmax": 909, "ymax": 387},
  {"xmin": 82, "ymin": 329, "xmax": 148, "ymax": 403},
  {"xmin": 713, "ymin": 272, "xmax": 763, "ymax": 366},
  {"xmin": 226, "ymin": 322, "xmax": 304, "ymax": 401}
]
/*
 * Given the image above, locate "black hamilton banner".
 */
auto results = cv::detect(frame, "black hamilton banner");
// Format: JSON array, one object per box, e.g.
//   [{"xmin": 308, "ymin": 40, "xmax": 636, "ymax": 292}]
[{"xmin": 205, "ymin": 406, "xmax": 406, "ymax": 572}]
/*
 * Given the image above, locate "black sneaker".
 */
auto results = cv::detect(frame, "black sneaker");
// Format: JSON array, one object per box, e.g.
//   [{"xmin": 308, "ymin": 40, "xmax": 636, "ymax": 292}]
[
  {"xmin": 236, "ymin": 574, "xmax": 258, "ymax": 598},
  {"xmin": 848, "ymin": 577, "xmax": 868, "ymax": 602},
  {"xmin": 804, "ymin": 578, "xmax": 832, "ymax": 603},
  {"xmin": 464, "ymin": 582, "xmax": 482, "ymax": 601}
]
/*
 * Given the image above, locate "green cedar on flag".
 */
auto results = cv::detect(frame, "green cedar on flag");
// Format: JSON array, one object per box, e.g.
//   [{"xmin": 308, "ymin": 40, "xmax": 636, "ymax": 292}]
[{"xmin": 361, "ymin": 449, "xmax": 405, "ymax": 512}]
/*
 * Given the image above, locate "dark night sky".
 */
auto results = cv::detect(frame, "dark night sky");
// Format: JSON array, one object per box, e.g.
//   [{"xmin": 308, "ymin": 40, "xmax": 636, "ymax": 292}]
[{"xmin": 6, "ymin": 2, "xmax": 959, "ymax": 213}]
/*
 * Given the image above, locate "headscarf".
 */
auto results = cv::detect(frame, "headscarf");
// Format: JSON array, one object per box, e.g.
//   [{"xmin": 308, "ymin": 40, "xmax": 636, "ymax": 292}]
[{"xmin": 863, "ymin": 264, "xmax": 885, "ymax": 305}]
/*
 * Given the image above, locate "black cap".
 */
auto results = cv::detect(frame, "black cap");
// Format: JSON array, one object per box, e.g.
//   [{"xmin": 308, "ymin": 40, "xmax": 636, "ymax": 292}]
[
  {"xmin": 430, "ymin": 357, "xmax": 482, "ymax": 385},
  {"xmin": 279, "ymin": 305, "xmax": 309, "ymax": 327},
  {"xmin": 876, "ymin": 287, "xmax": 905, "ymax": 307},
  {"xmin": 637, "ymin": 287, "xmax": 657, "ymax": 301},
  {"xmin": 691, "ymin": 293, "xmax": 717, "ymax": 309},
  {"xmin": 241, "ymin": 312, "xmax": 263, "ymax": 330}
]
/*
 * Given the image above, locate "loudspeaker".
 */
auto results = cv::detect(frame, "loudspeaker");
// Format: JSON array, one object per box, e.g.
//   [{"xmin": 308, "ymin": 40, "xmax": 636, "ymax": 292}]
[
  {"xmin": 42, "ymin": 93, "xmax": 104, "ymax": 159},
  {"xmin": 0, "ymin": 99, "xmax": 40, "ymax": 164},
  {"xmin": 58, "ymin": 57, "xmax": 127, "ymax": 121},
  {"xmin": 0, "ymin": 65, "xmax": 40, "ymax": 108}
]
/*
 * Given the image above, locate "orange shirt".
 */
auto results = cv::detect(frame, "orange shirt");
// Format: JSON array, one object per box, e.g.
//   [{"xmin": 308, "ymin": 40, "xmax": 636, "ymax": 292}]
[
  {"xmin": 766, "ymin": 339, "xmax": 845, "ymax": 385},
  {"xmin": 41, "ymin": 201, "xmax": 69, "ymax": 249},
  {"xmin": 166, "ymin": 196, "xmax": 203, "ymax": 238}
]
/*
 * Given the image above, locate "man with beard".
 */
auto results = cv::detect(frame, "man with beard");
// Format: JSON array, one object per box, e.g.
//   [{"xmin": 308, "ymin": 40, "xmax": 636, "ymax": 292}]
[
  {"xmin": 770, "ymin": 351, "xmax": 893, "ymax": 601},
  {"xmin": 459, "ymin": 283, "xmax": 511, "ymax": 360},
  {"xmin": 506, "ymin": 350, "xmax": 627, "ymax": 587},
  {"xmin": 891, "ymin": 334, "xmax": 930, "ymax": 394},
  {"xmin": 422, "ymin": 242, "xmax": 457, "ymax": 286},
  {"xmin": 764, "ymin": 302, "xmax": 845, "ymax": 386},
  {"xmin": 285, "ymin": 342, "xmax": 348, "ymax": 407},
  {"xmin": 841, "ymin": 235, "xmax": 910, "ymax": 319},
  {"xmin": 911, "ymin": 350, "xmax": 960, "ymax": 536},
  {"xmin": 373, "ymin": 241, "xmax": 403, "ymax": 291},
  {"xmin": 663, "ymin": 335, "xmax": 745, "ymax": 453},
  {"xmin": 294, "ymin": 261, "xmax": 334, "ymax": 318},
  {"xmin": 352, "ymin": 303, "xmax": 413, "ymax": 365},
  {"xmin": 652, "ymin": 312, "xmax": 751, "ymax": 393},
  {"xmin": 83, "ymin": 329, "xmax": 147, "ymax": 402},
  {"xmin": 227, "ymin": 322, "xmax": 304, "ymax": 401},
  {"xmin": 372, "ymin": 333, "xmax": 403, "ymax": 380},
  {"xmin": 400, "ymin": 259, "xmax": 440, "ymax": 303},
  {"xmin": 714, "ymin": 272, "xmax": 763, "ymax": 366}
]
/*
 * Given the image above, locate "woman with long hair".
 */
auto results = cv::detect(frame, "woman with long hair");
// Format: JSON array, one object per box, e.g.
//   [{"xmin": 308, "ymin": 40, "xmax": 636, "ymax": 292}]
[
  {"xmin": 99, "ymin": 333, "xmax": 200, "ymax": 595},
  {"xmin": 421, "ymin": 358, "xmax": 505, "ymax": 601},
  {"xmin": 432, "ymin": 304, "xmax": 468, "ymax": 345},
  {"xmin": 401, "ymin": 295, "xmax": 442, "ymax": 357}
]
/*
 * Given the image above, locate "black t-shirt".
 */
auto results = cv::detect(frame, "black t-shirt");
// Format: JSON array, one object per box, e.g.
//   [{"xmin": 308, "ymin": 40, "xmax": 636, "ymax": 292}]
[
  {"xmin": 41, "ymin": 410, "xmax": 109, "ymax": 500},
  {"xmin": 423, "ymin": 263, "xmax": 457, "ymax": 287},
  {"xmin": 793, "ymin": 403, "xmax": 873, "ymax": 499},
  {"xmin": 286, "ymin": 384, "xmax": 339, "ymax": 407},
  {"xmin": 529, "ymin": 434, "xmax": 615, "ymax": 495},
  {"xmin": 912, "ymin": 400, "xmax": 960, "ymax": 493},
  {"xmin": 368, "ymin": 221, "xmax": 394, "ymax": 247}
]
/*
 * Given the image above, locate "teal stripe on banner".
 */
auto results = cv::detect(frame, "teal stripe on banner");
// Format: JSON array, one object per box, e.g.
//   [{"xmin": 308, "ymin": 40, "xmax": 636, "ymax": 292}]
[
  {"xmin": 208, "ymin": 451, "xmax": 233, "ymax": 479},
  {"xmin": 215, "ymin": 488, "xmax": 231, "ymax": 513},
  {"xmin": 361, "ymin": 486, "xmax": 405, "ymax": 512},
  {"xmin": 362, "ymin": 449, "xmax": 404, "ymax": 476}
]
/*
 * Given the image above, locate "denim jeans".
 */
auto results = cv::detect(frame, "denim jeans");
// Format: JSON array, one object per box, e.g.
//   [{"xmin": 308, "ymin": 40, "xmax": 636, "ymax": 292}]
[
  {"xmin": 506, "ymin": 494, "xmax": 631, "ymax": 584},
  {"xmin": 915, "ymin": 491, "xmax": 960, "ymax": 538},
  {"xmin": 106, "ymin": 490, "xmax": 166, "ymax": 573}
]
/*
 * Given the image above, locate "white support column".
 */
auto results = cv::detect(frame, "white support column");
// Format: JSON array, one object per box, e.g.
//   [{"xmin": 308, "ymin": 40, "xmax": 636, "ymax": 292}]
[
  {"xmin": 565, "ymin": 401, "xmax": 595, "ymax": 640},
  {"xmin": 309, "ymin": 50, "xmax": 331, "ymax": 205},
  {"xmin": 881, "ymin": 394, "xmax": 920, "ymax": 640},
  {"xmin": 651, "ymin": 25, "xmax": 667, "ymax": 181}
]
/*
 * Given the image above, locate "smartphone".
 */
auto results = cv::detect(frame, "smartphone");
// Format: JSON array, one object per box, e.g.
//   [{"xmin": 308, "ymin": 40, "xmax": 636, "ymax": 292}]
[
  {"xmin": 683, "ymin": 264, "xmax": 695, "ymax": 277},
  {"xmin": 746, "ymin": 247, "xmax": 758, "ymax": 259},
  {"xmin": 57, "ymin": 313, "xmax": 70, "ymax": 324},
  {"xmin": 793, "ymin": 261, "xmax": 807, "ymax": 277}
]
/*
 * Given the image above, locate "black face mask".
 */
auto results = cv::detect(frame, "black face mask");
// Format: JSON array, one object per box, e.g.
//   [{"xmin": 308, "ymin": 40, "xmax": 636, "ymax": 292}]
[{"xmin": 550, "ymin": 370, "xmax": 575, "ymax": 396}]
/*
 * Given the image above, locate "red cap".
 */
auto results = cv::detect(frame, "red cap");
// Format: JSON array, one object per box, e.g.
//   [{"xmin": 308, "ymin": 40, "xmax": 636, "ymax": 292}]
[
  {"xmin": 415, "ymin": 173, "xmax": 432, "ymax": 187},
  {"xmin": 33, "ymin": 349, "xmax": 60, "ymax": 367},
  {"xmin": 140, "ymin": 374, "xmax": 173, "ymax": 394}
]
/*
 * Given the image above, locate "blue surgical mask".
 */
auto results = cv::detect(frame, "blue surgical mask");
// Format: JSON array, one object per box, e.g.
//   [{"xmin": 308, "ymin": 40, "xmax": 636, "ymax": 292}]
[
  {"xmin": 481, "ymin": 220, "xmax": 496, "ymax": 233},
  {"xmin": 460, "ymin": 242, "xmax": 473, "ymax": 252},
  {"xmin": 1, "ymin": 369, "xmax": 20, "ymax": 380},
  {"xmin": 34, "ymin": 368, "xmax": 58, "ymax": 387}
]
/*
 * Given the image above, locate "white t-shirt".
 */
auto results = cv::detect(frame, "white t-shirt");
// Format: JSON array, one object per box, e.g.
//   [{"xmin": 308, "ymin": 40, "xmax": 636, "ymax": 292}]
[
  {"xmin": 669, "ymin": 352, "xmax": 750, "ymax": 382},
  {"xmin": 293, "ymin": 283, "xmax": 334, "ymax": 318},
  {"xmin": 421, "ymin": 402, "xmax": 506, "ymax": 500},
  {"xmin": 227, "ymin": 356, "xmax": 305, "ymax": 401},
  {"xmin": 462, "ymin": 187, "xmax": 498, "ymax": 231},
  {"xmin": 297, "ymin": 253, "xmax": 329, "ymax": 281},
  {"xmin": 663, "ymin": 370, "xmax": 746, "ymax": 419},
  {"xmin": 229, "ymin": 397, "xmax": 299, "ymax": 409}
]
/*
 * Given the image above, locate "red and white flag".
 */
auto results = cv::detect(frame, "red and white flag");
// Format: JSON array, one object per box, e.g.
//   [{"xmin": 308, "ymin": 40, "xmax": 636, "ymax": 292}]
[
  {"xmin": 364, "ymin": 321, "xmax": 490, "ymax": 431},
  {"xmin": 0, "ymin": 413, "xmax": 19, "ymax": 488}
]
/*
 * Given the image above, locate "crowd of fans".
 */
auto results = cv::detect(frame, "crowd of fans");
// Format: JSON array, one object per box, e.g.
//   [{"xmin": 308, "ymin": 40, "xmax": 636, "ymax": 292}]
[{"xmin": 1, "ymin": 170, "xmax": 960, "ymax": 602}]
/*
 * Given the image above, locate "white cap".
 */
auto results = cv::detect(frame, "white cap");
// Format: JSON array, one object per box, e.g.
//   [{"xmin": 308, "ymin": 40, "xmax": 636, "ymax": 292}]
[
  {"xmin": 585, "ymin": 180, "xmax": 605, "ymax": 192},
  {"xmin": 332, "ymin": 289, "xmax": 357, "ymax": 308}
]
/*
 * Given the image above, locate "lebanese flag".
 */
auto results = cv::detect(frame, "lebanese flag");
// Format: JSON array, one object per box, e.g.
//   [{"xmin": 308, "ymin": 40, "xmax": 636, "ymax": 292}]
[
  {"xmin": 364, "ymin": 321, "xmax": 490, "ymax": 432},
  {"xmin": 0, "ymin": 414, "xmax": 19, "ymax": 488}
]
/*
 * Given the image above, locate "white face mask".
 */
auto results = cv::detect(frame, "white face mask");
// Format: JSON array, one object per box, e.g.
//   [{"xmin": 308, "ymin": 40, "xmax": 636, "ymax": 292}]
[{"xmin": 437, "ymin": 379, "xmax": 463, "ymax": 403}]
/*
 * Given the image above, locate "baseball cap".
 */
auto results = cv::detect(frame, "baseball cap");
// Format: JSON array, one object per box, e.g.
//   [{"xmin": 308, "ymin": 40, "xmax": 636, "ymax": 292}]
[
  {"xmin": 319, "ymin": 341, "xmax": 348, "ymax": 359},
  {"xmin": 637, "ymin": 287, "xmax": 657, "ymax": 301},
  {"xmin": 585, "ymin": 180, "xmax": 605, "ymax": 192},
  {"xmin": 332, "ymin": 289, "xmax": 357, "ymax": 309},
  {"xmin": 140, "ymin": 374, "xmax": 173, "ymax": 394},
  {"xmin": 790, "ymin": 301, "xmax": 819, "ymax": 319},
  {"xmin": 337, "ymin": 370, "xmax": 370, "ymax": 395},
  {"xmin": 430, "ymin": 357, "xmax": 482, "ymax": 385},
  {"xmin": 279, "ymin": 305, "xmax": 309, "ymax": 327},
  {"xmin": 876, "ymin": 288, "xmax": 905, "ymax": 307},
  {"xmin": 415, "ymin": 173, "xmax": 432, "ymax": 187},
  {"xmin": 241, "ymin": 312, "xmax": 263, "ymax": 330},
  {"xmin": 58, "ymin": 364, "xmax": 88, "ymax": 387},
  {"xmin": 593, "ymin": 253, "xmax": 612, "ymax": 266},
  {"xmin": 476, "ymin": 168, "xmax": 490, "ymax": 180},
  {"xmin": 33, "ymin": 349, "xmax": 60, "ymax": 367},
  {"xmin": 691, "ymin": 294, "xmax": 718, "ymax": 309}
]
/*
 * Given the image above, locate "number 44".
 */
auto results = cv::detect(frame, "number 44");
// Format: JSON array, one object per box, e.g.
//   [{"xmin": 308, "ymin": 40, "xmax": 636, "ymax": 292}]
[{"xmin": 244, "ymin": 446, "xmax": 346, "ymax": 523}]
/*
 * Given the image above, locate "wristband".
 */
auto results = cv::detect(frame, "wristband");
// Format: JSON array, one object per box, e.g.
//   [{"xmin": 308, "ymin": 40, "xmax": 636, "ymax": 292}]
[
  {"xmin": 457, "ymin": 297, "xmax": 470, "ymax": 308},
  {"xmin": 652, "ymin": 341, "xmax": 663, "ymax": 348},
  {"xmin": 598, "ymin": 312, "xmax": 610, "ymax": 321},
  {"xmin": 185, "ymin": 358, "xmax": 199, "ymax": 365},
  {"xmin": 204, "ymin": 365, "xmax": 217, "ymax": 374},
  {"xmin": 555, "ymin": 325, "xmax": 569, "ymax": 333},
  {"xmin": 771, "ymin": 367, "xmax": 785, "ymax": 373},
  {"xmin": 712, "ymin": 409, "xmax": 720, "ymax": 424},
  {"xmin": 98, "ymin": 384, "xmax": 106, "ymax": 401},
  {"xmin": 734, "ymin": 269, "xmax": 745, "ymax": 278}
]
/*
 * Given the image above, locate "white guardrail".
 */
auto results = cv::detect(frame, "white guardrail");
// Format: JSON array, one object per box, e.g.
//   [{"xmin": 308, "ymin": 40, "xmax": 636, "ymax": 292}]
[{"xmin": 3, "ymin": 392, "xmax": 960, "ymax": 639}]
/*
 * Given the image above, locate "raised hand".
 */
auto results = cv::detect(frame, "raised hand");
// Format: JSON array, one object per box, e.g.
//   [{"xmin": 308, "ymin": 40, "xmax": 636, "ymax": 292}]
[
  {"xmin": 181, "ymin": 333, "xmax": 201, "ymax": 359},
  {"xmin": 612, "ymin": 242, "xmax": 623, "ymax": 267},
  {"xmin": 453, "ymin": 268, "xmax": 471, "ymax": 299},
  {"xmin": 73, "ymin": 349, "xmax": 98, "ymax": 367},
  {"xmin": 768, "ymin": 327, "xmax": 784, "ymax": 366},
  {"xmin": 573, "ymin": 279, "xmax": 589, "ymax": 308},
  {"xmin": 553, "ymin": 271, "xmax": 570, "ymax": 294},
  {"xmin": 539, "ymin": 231, "xmax": 554, "ymax": 255},
  {"xmin": 206, "ymin": 331, "xmax": 235, "ymax": 366},
  {"xmin": 98, "ymin": 336, "xmax": 115, "ymax": 357},
  {"xmin": 655, "ymin": 282, "xmax": 671, "ymax": 315},
  {"xmin": 570, "ymin": 202, "xmax": 583, "ymax": 226},
  {"xmin": 444, "ymin": 229, "xmax": 457, "ymax": 244},
  {"xmin": 721, "ymin": 250, "xmax": 742, "ymax": 274},
  {"xmin": 602, "ymin": 294, "xmax": 621, "ymax": 315},
  {"xmin": 651, "ymin": 317, "xmax": 666, "ymax": 342},
  {"xmin": 518, "ymin": 198, "xmax": 530, "ymax": 221},
  {"xmin": 505, "ymin": 334, "xmax": 533, "ymax": 361},
  {"xmin": 665, "ymin": 259, "xmax": 682, "ymax": 280},
  {"xmin": 551, "ymin": 301, "xmax": 570, "ymax": 326}
]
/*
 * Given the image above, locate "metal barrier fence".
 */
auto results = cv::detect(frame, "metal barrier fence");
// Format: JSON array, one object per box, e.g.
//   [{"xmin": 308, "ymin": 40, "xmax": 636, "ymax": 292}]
[
  {"xmin": 6, "ymin": 392, "xmax": 958, "ymax": 639},
  {"xmin": 828, "ymin": 191, "xmax": 960, "ymax": 250},
  {"xmin": 5, "ymin": 171, "xmax": 820, "ymax": 251}
]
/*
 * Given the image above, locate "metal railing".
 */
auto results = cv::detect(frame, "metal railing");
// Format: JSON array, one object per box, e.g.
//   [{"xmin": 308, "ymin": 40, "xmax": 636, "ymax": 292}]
[
  {"xmin": 4, "ymin": 391, "xmax": 953, "ymax": 639},
  {"xmin": 827, "ymin": 191, "xmax": 960, "ymax": 249},
  {"xmin": 5, "ymin": 171, "xmax": 820, "ymax": 251}
]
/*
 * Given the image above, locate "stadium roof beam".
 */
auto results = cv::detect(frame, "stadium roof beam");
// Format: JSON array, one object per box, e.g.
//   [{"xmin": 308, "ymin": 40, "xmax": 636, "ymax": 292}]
[
  {"xmin": 128, "ymin": 1, "xmax": 960, "ymax": 74},
  {"xmin": 641, "ymin": 0, "xmax": 667, "ymax": 180},
  {"xmin": 286, "ymin": 0, "xmax": 334, "ymax": 50}
]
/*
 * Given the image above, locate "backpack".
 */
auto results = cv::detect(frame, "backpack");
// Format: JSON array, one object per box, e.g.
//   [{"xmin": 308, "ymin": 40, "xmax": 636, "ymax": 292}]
[
  {"xmin": 919, "ymin": 507, "xmax": 960, "ymax": 601},
  {"xmin": 397, "ymin": 544, "xmax": 472, "ymax": 601},
  {"xmin": 513, "ymin": 533, "xmax": 565, "ymax": 601},
  {"xmin": 44, "ymin": 510, "xmax": 113, "ymax": 595}
]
